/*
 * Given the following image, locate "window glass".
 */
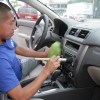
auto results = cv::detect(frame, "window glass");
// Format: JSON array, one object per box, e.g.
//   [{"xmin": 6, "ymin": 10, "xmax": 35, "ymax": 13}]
[{"xmin": 10, "ymin": 0, "xmax": 41, "ymax": 21}]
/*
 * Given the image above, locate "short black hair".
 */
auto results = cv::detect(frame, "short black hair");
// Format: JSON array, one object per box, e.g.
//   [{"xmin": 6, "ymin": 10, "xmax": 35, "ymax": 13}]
[{"xmin": 0, "ymin": 2, "xmax": 11, "ymax": 22}]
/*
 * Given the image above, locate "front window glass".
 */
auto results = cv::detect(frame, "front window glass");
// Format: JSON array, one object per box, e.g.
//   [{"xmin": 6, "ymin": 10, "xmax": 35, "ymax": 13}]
[{"xmin": 8, "ymin": 0, "xmax": 41, "ymax": 21}]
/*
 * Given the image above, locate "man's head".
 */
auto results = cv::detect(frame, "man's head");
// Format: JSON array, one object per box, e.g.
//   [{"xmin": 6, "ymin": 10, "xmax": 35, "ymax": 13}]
[{"xmin": 0, "ymin": 2, "xmax": 16, "ymax": 40}]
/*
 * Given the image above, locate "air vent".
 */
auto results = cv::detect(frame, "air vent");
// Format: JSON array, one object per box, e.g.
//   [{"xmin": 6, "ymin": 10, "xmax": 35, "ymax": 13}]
[
  {"xmin": 69, "ymin": 28, "xmax": 78, "ymax": 35},
  {"xmin": 78, "ymin": 30, "xmax": 89, "ymax": 39},
  {"xmin": 50, "ymin": 27, "xmax": 54, "ymax": 32}
]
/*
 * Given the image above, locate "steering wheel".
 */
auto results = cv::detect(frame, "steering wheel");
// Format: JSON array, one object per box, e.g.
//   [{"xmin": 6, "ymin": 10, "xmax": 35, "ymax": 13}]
[{"xmin": 29, "ymin": 14, "xmax": 49, "ymax": 50}]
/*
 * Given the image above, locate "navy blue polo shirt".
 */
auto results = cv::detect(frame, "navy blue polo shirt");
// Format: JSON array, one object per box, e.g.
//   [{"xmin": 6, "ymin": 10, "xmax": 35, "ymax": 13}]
[{"xmin": 0, "ymin": 38, "xmax": 22, "ymax": 93}]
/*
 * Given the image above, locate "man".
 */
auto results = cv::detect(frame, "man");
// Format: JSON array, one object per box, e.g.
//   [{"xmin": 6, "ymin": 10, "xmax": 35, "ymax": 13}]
[{"xmin": 0, "ymin": 2, "xmax": 60, "ymax": 100}]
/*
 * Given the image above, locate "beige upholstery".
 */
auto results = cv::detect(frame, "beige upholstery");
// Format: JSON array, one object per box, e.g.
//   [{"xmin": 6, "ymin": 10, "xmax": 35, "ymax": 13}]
[
  {"xmin": 21, "ymin": 64, "xmax": 44, "ymax": 81},
  {"xmin": 88, "ymin": 66, "xmax": 100, "ymax": 86}
]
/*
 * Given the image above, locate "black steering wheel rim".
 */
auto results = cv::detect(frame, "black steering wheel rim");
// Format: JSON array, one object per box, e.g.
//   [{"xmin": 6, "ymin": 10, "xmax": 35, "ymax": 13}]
[{"xmin": 29, "ymin": 14, "xmax": 49, "ymax": 50}]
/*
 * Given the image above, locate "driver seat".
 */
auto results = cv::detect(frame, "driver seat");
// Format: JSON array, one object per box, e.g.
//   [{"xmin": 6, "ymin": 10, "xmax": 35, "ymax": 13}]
[{"xmin": 21, "ymin": 64, "xmax": 44, "ymax": 81}]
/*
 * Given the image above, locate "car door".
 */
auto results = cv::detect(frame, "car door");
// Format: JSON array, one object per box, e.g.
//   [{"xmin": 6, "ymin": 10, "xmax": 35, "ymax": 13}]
[{"xmin": 7, "ymin": 0, "xmax": 41, "ymax": 48}]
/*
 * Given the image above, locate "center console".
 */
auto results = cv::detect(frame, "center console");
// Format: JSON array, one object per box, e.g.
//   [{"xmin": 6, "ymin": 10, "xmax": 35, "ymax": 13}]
[{"xmin": 33, "ymin": 38, "xmax": 83, "ymax": 97}]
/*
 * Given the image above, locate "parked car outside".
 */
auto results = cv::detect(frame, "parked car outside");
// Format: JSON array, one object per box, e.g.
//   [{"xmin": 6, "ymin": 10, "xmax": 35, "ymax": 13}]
[{"xmin": 18, "ymin": 6, "xmax": 38, "ymax": 21}]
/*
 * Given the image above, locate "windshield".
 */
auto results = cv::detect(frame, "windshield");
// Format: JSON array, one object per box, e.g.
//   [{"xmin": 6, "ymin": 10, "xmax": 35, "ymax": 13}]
[{"xmin": 39, "ymin": 0, "xmax": 99, "ymax": 22}]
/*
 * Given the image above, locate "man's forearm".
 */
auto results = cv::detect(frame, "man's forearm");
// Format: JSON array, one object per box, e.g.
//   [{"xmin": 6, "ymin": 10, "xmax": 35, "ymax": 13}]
[
  {"xmin": 8, "ymin": 66, "xmax": 50, "ymax": 100},
  {"xmin": 15, "ymin": 46, "xmax": 46, "ymax": 58},
  {"xmin": 21, "ymin": 69, "xmax": 49, "ymax": 100},
  {"xmin": 9, "ymin": 69, "xmax": 49, "ymax": 100}
]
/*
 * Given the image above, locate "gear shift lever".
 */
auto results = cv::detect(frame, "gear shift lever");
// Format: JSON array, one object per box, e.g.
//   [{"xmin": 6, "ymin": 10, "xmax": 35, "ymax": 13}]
[
  {"xmin": 51, "ymin": 70, "xmax": 61, "ymax": 82},
  {"xmin": 41, "ymin": 70, "xmax": 61, "ymax": 88}
]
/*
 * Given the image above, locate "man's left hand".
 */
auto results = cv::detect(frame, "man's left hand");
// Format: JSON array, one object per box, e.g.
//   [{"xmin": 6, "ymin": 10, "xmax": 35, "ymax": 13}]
[{"xmin": 43, "ymin": 48, "xmax": 50, "ymax": 57}]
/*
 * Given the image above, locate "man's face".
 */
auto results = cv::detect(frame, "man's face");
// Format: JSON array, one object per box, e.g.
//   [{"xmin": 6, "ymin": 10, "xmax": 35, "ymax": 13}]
[{"xmin": 0, "ymin": 11, "xmax": 16, "ymax": 40}]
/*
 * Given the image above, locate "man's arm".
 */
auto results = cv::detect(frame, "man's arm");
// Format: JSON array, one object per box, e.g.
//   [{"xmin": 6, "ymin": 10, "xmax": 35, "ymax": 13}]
[
  {"xmin": 7, "ymin": 56, "xmax": 60, "ymax": 100},
  {"xmin": 8, "ymin": 69, "xmax": 49, "ymax": 100},
  {"xmin": 15, "ymin": 45, "xmax": 49, "ymax": 58}
]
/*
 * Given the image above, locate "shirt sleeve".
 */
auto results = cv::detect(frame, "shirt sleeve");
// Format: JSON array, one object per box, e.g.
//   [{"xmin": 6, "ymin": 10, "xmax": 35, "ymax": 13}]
[{"xmin": 0, "ymin": 59, "xmax": 20, "ymax": 93}]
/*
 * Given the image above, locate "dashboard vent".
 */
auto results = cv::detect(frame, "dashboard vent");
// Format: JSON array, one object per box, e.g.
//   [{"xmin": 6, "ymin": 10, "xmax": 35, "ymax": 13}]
[
  {"xmin": 69, "ymin": 28, "xmax": 78, "ymax": 35},
  {"xmin": 50, "ymin": 27, "xmax": 54, "ymax": 32},
  {"xmin": 78, "ymin": 30, "xmax": 89, "ymax": 39}
]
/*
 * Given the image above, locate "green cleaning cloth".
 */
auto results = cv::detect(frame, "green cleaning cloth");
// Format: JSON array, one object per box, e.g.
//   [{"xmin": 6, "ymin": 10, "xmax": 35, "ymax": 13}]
[{"xmin": 48, "ymin": 41, "xmax": 61, "ymax": 58}]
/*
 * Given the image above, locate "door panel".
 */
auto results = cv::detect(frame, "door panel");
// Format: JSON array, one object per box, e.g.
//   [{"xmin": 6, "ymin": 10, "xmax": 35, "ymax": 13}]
[{"xmin": 17, "ymin": 19, "xmax": 36, "ymax": 28}]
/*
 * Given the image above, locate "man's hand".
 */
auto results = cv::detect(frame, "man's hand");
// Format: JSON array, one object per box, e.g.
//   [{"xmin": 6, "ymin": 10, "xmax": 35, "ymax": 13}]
[
  {"xmin": 44, "ymin": 56, "xmax": 60, "ymax": 75},
  {"xmin": 43, "ymin": 48, "xmax": 50, "ymax": 57}
]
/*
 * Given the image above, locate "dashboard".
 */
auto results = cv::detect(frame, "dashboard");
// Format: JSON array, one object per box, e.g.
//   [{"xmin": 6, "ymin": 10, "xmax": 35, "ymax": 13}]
[{"xmin": 54, "ymin": 18, "xmax": 100, "ymax": 88}]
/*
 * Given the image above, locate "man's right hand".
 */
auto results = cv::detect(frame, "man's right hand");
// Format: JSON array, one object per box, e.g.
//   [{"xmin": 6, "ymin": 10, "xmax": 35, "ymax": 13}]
[{"xmin": 44, "ymin": 56, "xmax": 60, "ymax": 76}]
